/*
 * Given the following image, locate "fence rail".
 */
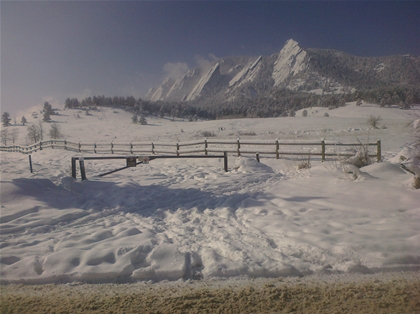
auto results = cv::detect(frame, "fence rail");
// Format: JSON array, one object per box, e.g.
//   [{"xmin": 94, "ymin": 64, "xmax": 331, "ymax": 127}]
[{"xmin": 0, "ymin": 138, "xmax": 382, "ymax": 161}]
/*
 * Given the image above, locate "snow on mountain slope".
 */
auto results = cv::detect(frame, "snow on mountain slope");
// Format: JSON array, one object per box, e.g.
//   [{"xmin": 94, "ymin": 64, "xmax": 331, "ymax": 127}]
[
  {"xmin": 272, "ymin": 39, "xmax": 308, "ymax": 86},
  {"xmin": 186, "ymin": 63, "xmax": 221, "ymax": 101},
  {"xmin": 229, "ymin": 56, "xmax": 262, "ymax": 88}
]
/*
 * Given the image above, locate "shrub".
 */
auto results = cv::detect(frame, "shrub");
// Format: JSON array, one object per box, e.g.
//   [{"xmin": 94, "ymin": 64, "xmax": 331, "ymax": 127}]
[
  {"xmin": 296, "ymin": 154, "xmax": 311, "ymax": 170},
  {"xmin": 201, "ymin": 131, "xmax": 215, "ymax": 137},
  {"xmin": 239, "ymin": 131, "xmax": 257, "ymax": 136},
  {"xmin": 367, "ymin": 115, "xmax": 381, "ymax": 129}
]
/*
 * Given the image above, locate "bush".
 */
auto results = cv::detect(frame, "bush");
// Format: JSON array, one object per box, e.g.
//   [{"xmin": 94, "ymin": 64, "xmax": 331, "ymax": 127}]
[
  {"xmin": 296, "ymin": 155, "xmax": 311, "ymax": 170},
  {"xmin": 367, "ymin": 115, "xmax": 381, "ymax": 129},
  {"xmin": 201, "ymin": 131, "xmax": 215, "ymax": 137},
  {"xmin": 239, "ymin": 131, "xmax": 257, "ymax": 136}
]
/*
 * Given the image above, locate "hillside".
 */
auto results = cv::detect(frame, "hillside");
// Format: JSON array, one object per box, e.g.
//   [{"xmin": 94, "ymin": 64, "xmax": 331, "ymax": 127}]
[{"xmin": 145, "ymin": 39, "xmax": 420, "ymax": 117}]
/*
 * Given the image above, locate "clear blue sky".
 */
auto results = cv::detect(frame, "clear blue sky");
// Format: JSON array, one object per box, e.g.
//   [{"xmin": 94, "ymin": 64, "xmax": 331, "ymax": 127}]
[{"xmin": 1, "ymin": 1, "xmax": 419, "ymax": 116}]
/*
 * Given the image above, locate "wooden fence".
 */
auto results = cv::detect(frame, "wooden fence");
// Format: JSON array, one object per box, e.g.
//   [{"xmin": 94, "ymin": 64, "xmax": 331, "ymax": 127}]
[{"xmin": 0, "ymin": 138, "xmax": 382, "ymax": 162}]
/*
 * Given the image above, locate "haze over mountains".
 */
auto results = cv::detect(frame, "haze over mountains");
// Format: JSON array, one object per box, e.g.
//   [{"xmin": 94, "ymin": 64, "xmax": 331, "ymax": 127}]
[{"xmin": 146, "ymin": 39, "xmax": 420, "ymax": 106}]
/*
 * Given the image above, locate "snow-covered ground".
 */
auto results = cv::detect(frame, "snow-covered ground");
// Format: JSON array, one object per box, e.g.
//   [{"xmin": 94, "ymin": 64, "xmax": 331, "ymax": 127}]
[{"xmin": 1, "ymin": 103, "xmax": 419, "ymax": 284}]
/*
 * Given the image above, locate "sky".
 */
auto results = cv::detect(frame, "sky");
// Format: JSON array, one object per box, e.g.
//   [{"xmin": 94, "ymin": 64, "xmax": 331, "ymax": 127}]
[{"xmin": 1, "ymin": 1, "xmax": 420, "ymax": 117}]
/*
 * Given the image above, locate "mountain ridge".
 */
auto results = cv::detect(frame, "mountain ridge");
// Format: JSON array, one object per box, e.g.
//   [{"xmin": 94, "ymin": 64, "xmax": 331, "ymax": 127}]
[{"xmin": 146, "ymin": 39, "xmax": 420, "ymax": 105}]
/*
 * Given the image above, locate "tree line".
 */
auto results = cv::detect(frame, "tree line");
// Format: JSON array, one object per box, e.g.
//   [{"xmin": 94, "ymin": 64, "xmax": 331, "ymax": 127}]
[
  {"xmin": 63, "ymin": 85, "xmax": 419, "ymax": 123},
  {"xmin": 1, "ymin": 102, "xmax": 62, "ymax": 145}
]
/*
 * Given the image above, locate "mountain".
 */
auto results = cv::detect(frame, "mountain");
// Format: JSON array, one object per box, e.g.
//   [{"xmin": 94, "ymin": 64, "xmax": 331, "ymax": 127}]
[{"xmin": 146, "ymin": 39, "xmax": 420, "ymax": 104}]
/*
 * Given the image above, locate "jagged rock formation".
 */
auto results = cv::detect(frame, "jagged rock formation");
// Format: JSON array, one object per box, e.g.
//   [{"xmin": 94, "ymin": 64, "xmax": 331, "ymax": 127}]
[
  {"xmin": 272, "ymin": 39, "xmax": 307, "ymax": 86},
  {"xmin": 146, "ymin": 39, "xmax": 420, "ymax": 103}
]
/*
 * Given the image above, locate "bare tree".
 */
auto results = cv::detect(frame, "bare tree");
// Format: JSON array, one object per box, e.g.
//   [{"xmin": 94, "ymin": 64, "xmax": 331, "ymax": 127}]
[
  {"xmin": 38, "ymin": 121, "xmax": 44, "ymax": 141},
  {"xmin": 49, "ymin": 123, "xmax": 63, "ymax": 139},
  {"xmin": 1, "ymin": 128, "xmax": 9, "ymax": 145},
  {"xmin": 10, "ymin": 128, "xmax": 19, "ymax": 143},
  {"xmin": 27, "ymin": 125, "xmax": 40, "ymax": 143}
]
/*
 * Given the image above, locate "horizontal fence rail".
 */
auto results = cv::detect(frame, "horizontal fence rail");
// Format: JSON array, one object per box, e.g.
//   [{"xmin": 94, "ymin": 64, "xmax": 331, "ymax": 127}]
[{"xmin": 0, "ymin": 138, "xmax": 382, "ymax": 162}]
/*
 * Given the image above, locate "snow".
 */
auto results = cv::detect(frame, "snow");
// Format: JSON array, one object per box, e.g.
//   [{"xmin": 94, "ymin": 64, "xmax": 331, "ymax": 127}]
[
  {"xmin": 272, "ymin": 39, "xmax": 307, "ymax": 86},
  {"xmin": 229, "ymin": 56, "xmax": 262, "ymax": 88},
  {"xmin": 186, "ymin": 63, "xmax": 220, "ymax": 101},
  {"xmin": 1, "ymin": 103, "xmax": 419, "ymax": 284}
]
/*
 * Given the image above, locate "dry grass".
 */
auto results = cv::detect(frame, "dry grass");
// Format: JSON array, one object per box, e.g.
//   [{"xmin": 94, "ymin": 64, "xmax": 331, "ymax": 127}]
[{"xmin": 1, "ymin": 272, "xmax": 419, "ymax": 314}]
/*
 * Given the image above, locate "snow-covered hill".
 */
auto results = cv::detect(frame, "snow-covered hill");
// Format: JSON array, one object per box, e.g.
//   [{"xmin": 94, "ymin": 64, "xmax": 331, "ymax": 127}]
[{"xmin": 0, "ymin": 103, "xmax": 419, "ymax": 284}]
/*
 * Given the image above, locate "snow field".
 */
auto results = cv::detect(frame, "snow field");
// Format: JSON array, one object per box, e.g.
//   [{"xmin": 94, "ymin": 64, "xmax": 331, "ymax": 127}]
[{"xmin": 1, "ymin": 103, "xmax": 419, "ymax": 284}]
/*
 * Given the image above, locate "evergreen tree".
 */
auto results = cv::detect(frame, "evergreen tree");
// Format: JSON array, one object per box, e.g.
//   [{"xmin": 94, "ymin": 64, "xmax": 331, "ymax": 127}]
[
  {"xmin": 43, "ymin": 102, "xmax": 54, "ymax": 122},
  {"xmin": 2, "ymin": 112, "xmax": 11, "ymax": 127},
  {"xmin": 131, "ymin": 114, "xmax": 138, "ymax": 124},
  {"xmin": 139, "ymin": 113, "xmax": 147, "ymax": 125},
  {"xmin": 21, "ymin": 116, "xmax": 27, "ymax": 126}
]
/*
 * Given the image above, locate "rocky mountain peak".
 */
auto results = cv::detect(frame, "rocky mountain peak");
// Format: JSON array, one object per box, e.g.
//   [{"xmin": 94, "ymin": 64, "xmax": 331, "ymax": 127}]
[{"xmin": 272, "ymin": 39, "xmax": 308, "ymax": 86}]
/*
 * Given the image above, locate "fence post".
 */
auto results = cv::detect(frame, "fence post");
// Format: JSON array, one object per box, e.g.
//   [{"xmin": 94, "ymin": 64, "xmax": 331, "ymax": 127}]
[
  {"xmin": 79, "ymin": 157, "xmax": 86, "ymax": 180},
  {"xmin": 256, "ymin": 152, "xmax": 260, "ymax": 163},
  {"xmin": 224, "ymin": 151, "xmax": 228, "ymax": 172},
  {"xmin": 39, "ymin": 141, "xmax": 42, "ymax": 151},
  {"xmin": 321, "ymin": 140, "xmax": 326, "ymax": 162},
  {"xmin": 151, "ymin": 141, "xmax": 155, "ymax": 154},
  {"xmin": 78, "ymin": 142, "xmax": 81, "ymax": 153},
  {"xmin": 176, "ymin": 142, "xmax": 180, "ymax": 156},
  {"xmin": 204, "ymin": 139, "xmax": 208, "ymax": 156},
  {"xmin": 64, "ymin": 140, "xmax": 67, "ymax": 150},
  {"xmin": 377, "ymin": 140, "xmax": 381, "ymax": 162},
  {"xmin": 94, "ymin": 142, "xmax": 97, "ymax": 154},
  {"xmin": 276, "ymin": 139, "xmax": 279, "ymax": 159},
  {"xmin": 130, "ymin": 142, "xmax": 133, "ymax": 154},
  {"xmin": 237, "ymin": 138, "xmax": 241, "ymax": 157},
  {"xmin": 29, "ymin": 155, "xmax": 33, "ymax": 173},
  {"xmin": 111, "ymin": 142, "xmax": 114, "ymax": 154},
  {"xmin": 71, "ymin": 157, "xmax": 77, "ymax": 178}
]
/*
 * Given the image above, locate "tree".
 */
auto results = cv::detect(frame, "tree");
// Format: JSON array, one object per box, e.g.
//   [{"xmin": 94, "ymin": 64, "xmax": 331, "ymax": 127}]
[
  {"xmin": 38, "ymin": 121, "xmax": 44, "ymax": 141},
  {"xmin": 399, "ymin": 101, "xmax": 410, "ymax": 110},
  {"xmin": 27, "ymin": 125, "xmax": 40, "ymax": 143},
  {"xmin": 302, "ymin": 109, "xmax": 308, "ymax": 117},
  {"xmin": 2, "ymin": 112, "xmax": 11, "ymax": 127},
  {"xmin": 1, "ymin": 128, "xmax": 9, "ymax": 145},
  {"xmin": 131, "ymin": 114, "xmax": 138, "ymax": 124},
  {"xmin": 21, "ymin": 116, "xmax": 28, "ymax": 126},
  {"xmin": 139, "ymin": 113, "xmax": 147, "ymax": 125},
  {"xmin": 10, "ymin": 128, "xmax": 19, "ymax": 143},
  {"xmin": 49, "ymin": 123, "xmax": 62, "ymax": 139},
  {"xmin": 43, "ymin": 102, "xmax": 54, "ymax": 122}
]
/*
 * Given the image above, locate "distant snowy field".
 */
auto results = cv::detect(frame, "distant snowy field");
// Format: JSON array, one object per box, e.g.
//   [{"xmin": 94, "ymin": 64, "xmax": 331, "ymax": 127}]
[{"xmin": 1, "ymin": 103, "xmax": 419, "ymax": 284}]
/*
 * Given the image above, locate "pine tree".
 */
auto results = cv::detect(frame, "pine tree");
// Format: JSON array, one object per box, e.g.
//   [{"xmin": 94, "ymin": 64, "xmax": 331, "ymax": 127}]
[
  {"xmin": 2, "ymin": 112, "xmax": 11, "ymax": 127},
  {"xmin": 43, "ymin": 102, "xmax": 54, "ymax": 122},
  {"xmin": 139, "ymin": 113, "xmax": 147, "ymax": 125},
  {"xmin": 21, "ymin": 116, "xmax": 27, "ymax": 126},
  {"xmin": 131, "ymin": 114, "xmax": 138, "ymax": 124}
]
